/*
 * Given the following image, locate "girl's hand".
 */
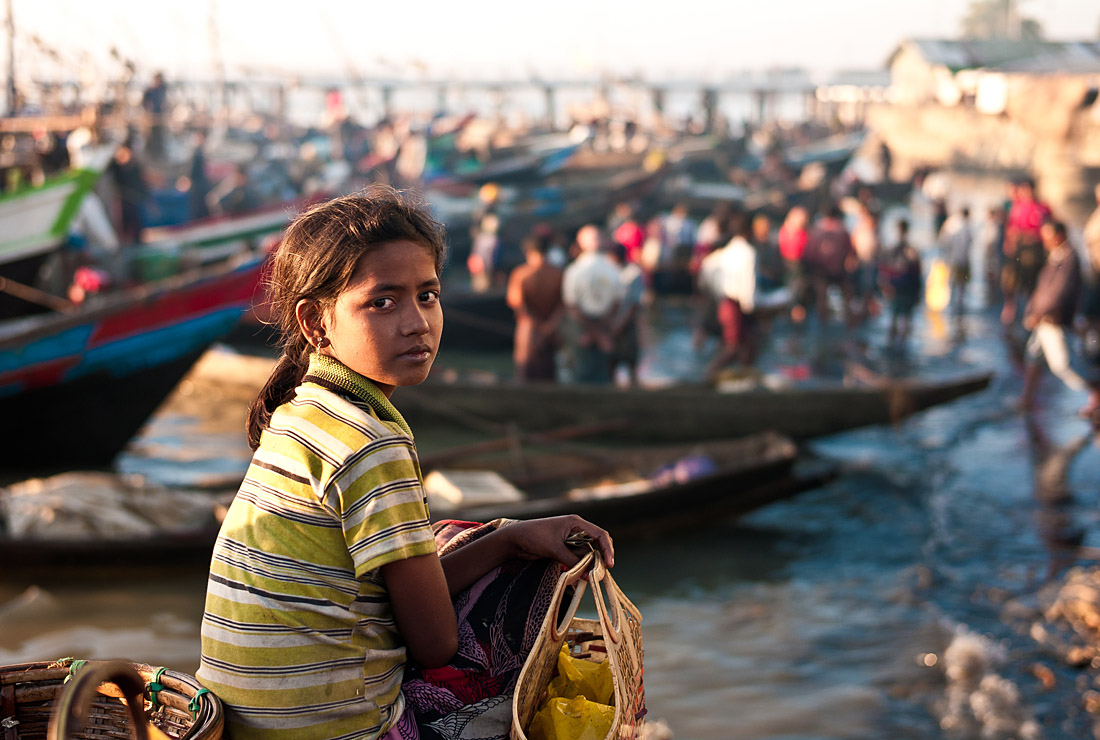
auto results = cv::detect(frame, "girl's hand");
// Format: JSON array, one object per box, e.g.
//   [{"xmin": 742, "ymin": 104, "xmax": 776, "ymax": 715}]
[{"xmin": 505, "ymin": 515, "xmax": 615, "ymax": 569}]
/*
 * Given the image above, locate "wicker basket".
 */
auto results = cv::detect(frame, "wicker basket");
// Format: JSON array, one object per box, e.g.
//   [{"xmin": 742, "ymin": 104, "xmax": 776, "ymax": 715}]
[
  {"xmin": 511, "ymin": 550, "xmax": 645, "ymax": 740},
  {"xmin": 0, "ymin": 658, "xmax": 223, "ymax": 740}
]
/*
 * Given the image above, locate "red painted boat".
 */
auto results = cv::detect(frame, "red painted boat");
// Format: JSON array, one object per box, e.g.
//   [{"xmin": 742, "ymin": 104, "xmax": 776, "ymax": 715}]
[{"xmin": 0, "ymin": 252, "xmax": 268, "ymax": 471}]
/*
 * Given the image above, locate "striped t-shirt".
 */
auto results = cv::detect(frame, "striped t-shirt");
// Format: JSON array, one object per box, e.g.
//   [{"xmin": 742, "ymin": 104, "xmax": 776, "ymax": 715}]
[{"xmin": 198, "ymin": 353, "xmax": 437, "ymax": 740}]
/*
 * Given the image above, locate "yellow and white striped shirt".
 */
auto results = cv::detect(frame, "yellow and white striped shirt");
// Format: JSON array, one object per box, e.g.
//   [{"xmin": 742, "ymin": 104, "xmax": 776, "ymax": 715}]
[{"xmin": 198, "ymin": 353, "xmax": 437, "ymax": 740}]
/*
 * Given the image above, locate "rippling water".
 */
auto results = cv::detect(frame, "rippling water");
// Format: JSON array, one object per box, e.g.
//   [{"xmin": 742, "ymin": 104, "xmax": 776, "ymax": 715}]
[{"xmin": 3, "ymin": 182, "xmax": 1100, "ymax": 739}]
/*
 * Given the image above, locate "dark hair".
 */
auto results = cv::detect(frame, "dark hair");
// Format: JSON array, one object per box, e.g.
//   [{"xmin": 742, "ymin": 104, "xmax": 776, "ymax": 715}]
[
  {"xmin": 823, "ymin": 201, "xmax": 844, "ymax": 221},
  {"xmin": 246, "ymin": 185, "xmax": 447, "ymax": 449},
  {"xmin": 727, "ymin": 211, "xmax": 750, "ymax": 239},
  {"xmin": 1047, "ymin": 220, "xmax": 1067, "ymax": 239},
  {"xmin": 522, "ymin": 231, "xmax": 549, "ymax": 255}
]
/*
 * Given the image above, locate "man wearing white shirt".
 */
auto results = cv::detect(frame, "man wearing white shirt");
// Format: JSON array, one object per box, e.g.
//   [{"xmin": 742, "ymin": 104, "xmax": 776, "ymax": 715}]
[
  {"xmin": 941, "ymin": 206, "xmax": 973, "ymax": 314},
  {"xmin": 700, "ymin": 212, "xmax": 758, "ymax": 381},
  {"xmin": 562, "ymin": 224, "xmax": 625, "ymax": 383}
]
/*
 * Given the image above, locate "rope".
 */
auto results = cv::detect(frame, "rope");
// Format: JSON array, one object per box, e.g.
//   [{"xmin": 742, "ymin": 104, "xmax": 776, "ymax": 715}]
[
  {"xmin": 63, "ymin": 660, "xmax": 87, "ymax": 684},
  {"xmin": 147, "ymin": 666, "xmax": 168, "ymax": 707},
  {"xmin": 189, "ymin": 688, "xmax": 212, "ymax": 719}
]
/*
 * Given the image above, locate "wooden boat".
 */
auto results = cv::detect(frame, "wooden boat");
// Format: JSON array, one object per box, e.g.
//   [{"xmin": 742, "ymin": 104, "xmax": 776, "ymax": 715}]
[
  {"xmin": 0, "ymin": 146, "xmax": 115, "ymax": 316},
  {"xmin": 139, "ymin": 194, "xmax": 320, "ymax": 270},
  {"xmin": 454, "ymin": 136, "xmax": 584, "ymax": 186},
  {"xmin": 421, "ymin": 431, "xmax": 834, "ymax": 534},
  {"xmin": 0, "ymin": 251, "xmax": 268, "ymax": 471},
  {"xmin": 0, "ymin": 432, "xmax": 831, "ymax": 573},
  {"xmin": 394, "ymin": 370, "xmax": 994, "ymax": 443},
  {"xmin": 0, "ymin": 526, "xmax": 224, "ymax": 573}
]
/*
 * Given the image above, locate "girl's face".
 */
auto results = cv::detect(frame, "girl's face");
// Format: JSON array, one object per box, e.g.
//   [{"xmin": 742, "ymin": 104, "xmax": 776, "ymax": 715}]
[{"xmin": 319, "ymin": 240, "xmax": 442, "ymax": 397}]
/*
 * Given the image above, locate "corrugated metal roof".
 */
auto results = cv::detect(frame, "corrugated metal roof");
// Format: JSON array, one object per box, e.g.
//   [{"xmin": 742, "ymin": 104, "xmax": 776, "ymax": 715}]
[
  {"xmin": 824, "ymin": 69, "xmax": 892, "ymax": 87},
  {"xmin": 903, "ymin": 38, "xmax": 1100, "ymax": 73}
]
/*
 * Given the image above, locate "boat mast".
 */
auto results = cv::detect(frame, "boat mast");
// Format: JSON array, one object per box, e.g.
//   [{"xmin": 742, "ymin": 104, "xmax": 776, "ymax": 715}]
[
  {"xmin": 5, "ymin": 0, "xmax": 15, "ymax": 114},
  {"xmin": 209, "ymin": 0, "xmax": 227, "ymax": 120}
]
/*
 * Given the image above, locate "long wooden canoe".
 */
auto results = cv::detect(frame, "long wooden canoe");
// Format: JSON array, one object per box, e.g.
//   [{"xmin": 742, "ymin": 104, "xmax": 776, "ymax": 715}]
[
  {"xmin": 394, "ymin": 370, "xmax": 993, "ymax": 443},
  {"xmin": 422, "ymin": 431, "xmax": 835, "ymax": 534},
  {"xmin": 0, "ymin": 433, "xmax": 831, "ymax": 574}
]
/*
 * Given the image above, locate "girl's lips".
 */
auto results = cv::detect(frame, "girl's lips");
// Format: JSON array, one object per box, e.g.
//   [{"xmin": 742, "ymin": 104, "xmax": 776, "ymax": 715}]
[{"xmin": 400, "ymin": 347, "xmax": 433, "ymax": 361}]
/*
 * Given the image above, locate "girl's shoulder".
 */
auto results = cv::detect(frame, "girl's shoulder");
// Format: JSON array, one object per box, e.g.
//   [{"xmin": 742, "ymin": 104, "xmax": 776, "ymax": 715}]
[{"xmin": 274, "ymin": 383, "xmax": 412, "ymax": 457}]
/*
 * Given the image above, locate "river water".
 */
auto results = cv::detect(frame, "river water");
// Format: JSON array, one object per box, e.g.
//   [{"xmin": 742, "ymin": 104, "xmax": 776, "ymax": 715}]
[{"xmin": 3, "ymin": 183, "xmax": 1100, "ymax": 740}]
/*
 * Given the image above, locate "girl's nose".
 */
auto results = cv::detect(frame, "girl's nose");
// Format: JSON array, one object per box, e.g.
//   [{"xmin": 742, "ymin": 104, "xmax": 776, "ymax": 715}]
[{"xmin": 402, "ymin": 303, "xmax": 432, "ymax": 335}]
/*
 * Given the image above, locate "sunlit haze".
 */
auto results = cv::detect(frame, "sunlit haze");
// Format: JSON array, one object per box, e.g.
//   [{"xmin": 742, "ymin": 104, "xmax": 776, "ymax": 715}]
[{"xmin": 10, "ymin": 0, "xmax": 1100, "ymax": 82}]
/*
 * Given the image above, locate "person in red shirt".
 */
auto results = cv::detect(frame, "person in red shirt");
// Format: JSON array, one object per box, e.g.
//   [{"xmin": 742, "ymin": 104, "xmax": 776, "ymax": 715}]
[
  {"xmin": 1002, "ymin": 178, "xmax": 1051, "ymax": 326},
  {"xmin": 610, "ymin": 203, "xmax": 645, "ymax": 265},
  {"xmin": 778, "ymin": 205, "xmax": 810, "ymax": 322},
  {"xmin": 802, "ymin": 203, "xmax": 857, "ymax": 325}
]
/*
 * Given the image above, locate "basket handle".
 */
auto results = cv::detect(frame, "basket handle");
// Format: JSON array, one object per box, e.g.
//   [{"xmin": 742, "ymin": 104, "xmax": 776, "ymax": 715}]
[
  {"xmin": 590, "ymin": 553, "xmax": 627, "ymax": 645},
  {"xmin": 48, "ymin": 661, "xmax": 154, "ymax": 740},
  {"xmin": 548, "ymin": 550, "xmax": 595, "ymax": 642}
]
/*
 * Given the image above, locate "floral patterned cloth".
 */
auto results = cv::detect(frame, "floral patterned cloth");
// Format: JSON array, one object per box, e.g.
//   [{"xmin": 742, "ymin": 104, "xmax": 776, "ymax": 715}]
[{"xmin": 382, "ymin": 519, "xmax": 560, "ymax": 740}]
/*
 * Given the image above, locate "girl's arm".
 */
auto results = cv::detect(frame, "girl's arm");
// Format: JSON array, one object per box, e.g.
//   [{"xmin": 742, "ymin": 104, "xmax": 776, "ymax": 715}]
[
  {"xmin": 441, "ymin": 515, "xmax": 614, "ymax": 597},
  {"xmin": 381, "ymin": 515, "xmax": 614, "ymax": 668}
]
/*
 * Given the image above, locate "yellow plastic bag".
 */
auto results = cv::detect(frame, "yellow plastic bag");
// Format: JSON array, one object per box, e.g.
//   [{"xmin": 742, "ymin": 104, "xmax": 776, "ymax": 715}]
[
  {"xmin": 528, "ymin": 696, "xmax": 615, "ymax": 740},
  {"xmin": 546, "ymin": 644, "xmax": 614, "ymax": 706},
  {"xmin": 925, "ymin": 258, "xmax": 950, "ymax": 312}
]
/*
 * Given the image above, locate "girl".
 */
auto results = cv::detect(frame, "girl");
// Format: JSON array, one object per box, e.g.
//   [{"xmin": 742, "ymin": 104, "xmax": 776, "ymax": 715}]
[{"xmin": 197, "ymin": 186, "xmax": 614, "ymax": 740}]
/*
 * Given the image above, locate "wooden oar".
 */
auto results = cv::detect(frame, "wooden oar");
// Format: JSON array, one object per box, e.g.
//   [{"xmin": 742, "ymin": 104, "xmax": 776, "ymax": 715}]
[
  {"xmin": 418, "ymin": 418, "xmax": 629, "ymax": 470},
  {"xmin": 0, "ymin": 275, "xmax": 78, "ymax": 314}
]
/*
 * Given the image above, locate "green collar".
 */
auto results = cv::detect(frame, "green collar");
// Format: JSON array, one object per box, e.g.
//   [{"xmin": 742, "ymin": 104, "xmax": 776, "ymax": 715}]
[{"xmin": 303, "ymin": 353, "xmax": 414, "ymax": 438}]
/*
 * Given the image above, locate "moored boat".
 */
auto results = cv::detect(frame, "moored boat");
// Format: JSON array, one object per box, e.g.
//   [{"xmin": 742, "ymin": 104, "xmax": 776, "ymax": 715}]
[
  {"xmin": 394, "ymin": 370, "xmax": 994, "ymax": 443},
  {"xmin": 422, "ymin": 431, "xmax": 834, "ymax": 533},
  {"xmin": 0, "ymin": 251, "xmax": 268, "ymax": 471},
  {"xmin": 0, "ymin": 432, "xmax": 831, "ymax": 573},
  {"xmin": 0, "ymin": 145, "xmax": 116, "ymax": 316}
]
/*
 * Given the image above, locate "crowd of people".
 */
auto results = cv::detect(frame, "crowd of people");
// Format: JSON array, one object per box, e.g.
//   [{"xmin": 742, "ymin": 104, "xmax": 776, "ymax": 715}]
[
  {"xmin": 501, "ymin": 174, "xmax": 1100, "ymax": 426},
  {"xmin": 502, "ymin": 188, "xmax": 923, "ymax": 385},
  {"xmin": 11, "ymin": 70, "xmax": 1100, "ymax": 425}
]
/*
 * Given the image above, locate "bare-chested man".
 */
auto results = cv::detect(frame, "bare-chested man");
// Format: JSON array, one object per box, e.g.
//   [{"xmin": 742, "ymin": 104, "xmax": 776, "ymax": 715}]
[{"xmin": 506, "ymin": 231, "xmax": 565, "ymax": 382}]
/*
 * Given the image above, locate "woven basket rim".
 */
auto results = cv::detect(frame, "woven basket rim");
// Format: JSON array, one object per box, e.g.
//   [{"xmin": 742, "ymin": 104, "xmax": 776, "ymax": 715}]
[{"xmin": 0, "ymin": 657, "xmax": 224, "ymax": 740}]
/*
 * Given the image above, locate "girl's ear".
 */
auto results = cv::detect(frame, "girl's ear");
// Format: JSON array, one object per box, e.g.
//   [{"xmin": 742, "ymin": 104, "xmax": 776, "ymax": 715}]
[{"xmin": 295, "ymin": 299, "xmax": 328, "ymax": 349}]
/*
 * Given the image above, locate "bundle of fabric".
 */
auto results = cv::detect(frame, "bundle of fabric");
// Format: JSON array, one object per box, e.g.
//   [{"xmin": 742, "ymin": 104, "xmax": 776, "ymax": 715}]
[
  {"xmin": 1034, "ymin": 566, "xmax": 1100, "ymax": 667},
  {"xmin": 383, "ymin": 519, "xmax": 561, "ymax": 740},
  {"xmin": 0, "ymin": 472, "xmax": 223, "ymax": 540}
]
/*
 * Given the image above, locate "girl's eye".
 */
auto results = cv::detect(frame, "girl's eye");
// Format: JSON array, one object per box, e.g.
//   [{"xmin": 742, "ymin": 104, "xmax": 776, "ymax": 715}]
[
  {"xmin": 419, "ymin": 290, "xmax": 440, "ymax": 304},
  {"xmin": 372, "ymin": 297, "xmax": 395, "ymax": 309}
]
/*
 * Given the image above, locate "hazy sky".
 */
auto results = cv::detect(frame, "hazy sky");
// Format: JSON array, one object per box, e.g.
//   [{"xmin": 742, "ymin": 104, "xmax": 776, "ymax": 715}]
[{"xmin": 11, "ymin": 0, "xmax": 1100, "ymax": 82}]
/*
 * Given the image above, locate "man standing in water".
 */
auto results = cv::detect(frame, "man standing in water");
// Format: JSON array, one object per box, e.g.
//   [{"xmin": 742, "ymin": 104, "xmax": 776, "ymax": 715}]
[
  {"xmin": 1019, "ymin": 221, "xmax": 1099, "ymax": 416},
  {"xmin": 561, "ymin": 225, "xmax": 624, "ymax": 384},
  {"xmin": 1083, "ymin": 183, "xmax": 1100, "ymax": 422},
  {"xmin": 941, "ymin": 206, "xmax": 973, "ymax": 315},
  {"xmin": 701, "ymin": 212, "xmax": 758, "ymax": 381},
  {"xmin": 607, "ymin": 241, "xmax": 645, "ymax": 386},
  {"xmin": 803, "ymin": 203, "xmax": 856, "ymax": 325},
  {"xmin": 880, "ymin": 219, "xmax": 922, "ymax": 349},
  {"xmin": 506, "ymin": 231, "xmax": 564, "ymax": 382}
]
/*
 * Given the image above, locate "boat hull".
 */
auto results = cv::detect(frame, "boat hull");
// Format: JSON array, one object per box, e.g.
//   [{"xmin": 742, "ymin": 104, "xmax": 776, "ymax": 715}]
[
  {"xmin": 427, "ymin": 433, "xmax": 830, "ymax": 533},
  {"xmin": 0, "ymin": 255, "xmax": 266, "ymax": 471},
  {"xmin": 395, "ymin": 372, "xmax": 994, "ymax": 443},
  {"xmin": 0, "ymin": 434, "xmax": 830, "ymax": 573}
]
